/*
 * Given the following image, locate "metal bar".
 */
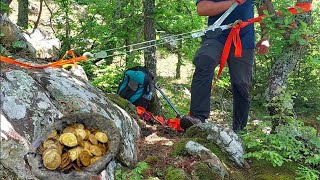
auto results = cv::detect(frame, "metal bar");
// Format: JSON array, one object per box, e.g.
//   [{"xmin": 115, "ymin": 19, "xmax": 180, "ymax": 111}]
[{"xmin": 155, "ymin": 84, "xmax": 181, "ymax": 117}]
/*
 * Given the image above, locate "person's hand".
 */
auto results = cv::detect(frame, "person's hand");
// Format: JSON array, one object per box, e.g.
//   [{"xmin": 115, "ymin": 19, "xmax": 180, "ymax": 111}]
[
  {"xmin": 231, "ymin": 0, "xmax": 246, "ymax": 5},
  {"xmin": 256, "ymin": 37, "xmax": 270, "ymax": 55}
]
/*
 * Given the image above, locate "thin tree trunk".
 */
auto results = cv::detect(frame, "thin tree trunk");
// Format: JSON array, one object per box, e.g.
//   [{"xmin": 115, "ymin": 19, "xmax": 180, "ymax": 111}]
[
  {"xmin": 32, "ymin": 0, "xmax": 43, "ymax": 33},
  {"xmin": 143, "ymin": 0, "xmax": 156, "ymax": 76},
  {"xmin": 266, "ymin": 0, "xmax": 313, "ymax": 132},
  {"xmin": 176, "ymin": 40, "xmax": 182, "ymax": 79},
  {"xmin": 143, "ymin": 0, "xmax": 161, "ymax": 115},
  {"xmin": 17, "ymin": 0, "xmax": 28, "ymax": 29}
]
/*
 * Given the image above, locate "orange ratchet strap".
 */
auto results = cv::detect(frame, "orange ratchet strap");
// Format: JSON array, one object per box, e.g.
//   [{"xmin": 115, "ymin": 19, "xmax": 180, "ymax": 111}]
[{"xmin": 0, "ymin": 50, "xmax": 87, "ymax": 69}]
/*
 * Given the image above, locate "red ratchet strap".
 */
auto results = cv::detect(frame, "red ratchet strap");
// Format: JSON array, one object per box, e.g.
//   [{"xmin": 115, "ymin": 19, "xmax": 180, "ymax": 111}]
[
  {"xmin": 0, "ymin": 50, "xmax": 87, "ymax": 69},
  {"xmin": 212, "ymin": 2, "xmax": 312, "ymax": 88},
  {"xmin": 235, "ymin": 0, "xmax": 241, "ymax": 4},
  {"xmin": 136, "ymin": 106, "xmax": 183, "ymax": 131}
]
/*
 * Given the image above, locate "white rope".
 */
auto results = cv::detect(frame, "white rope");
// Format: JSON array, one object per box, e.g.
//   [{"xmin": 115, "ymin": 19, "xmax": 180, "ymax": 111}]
[
  {"xmin": 102, "ymin": 29, "xmax": 202, "ymax": 53},
  {"xmin": 101, "ymin": 31, "xmax": 198, "ymax": 58},
  {"xmin": 98, "ymin": 22, "xmax": 234, "ymax": 58}
]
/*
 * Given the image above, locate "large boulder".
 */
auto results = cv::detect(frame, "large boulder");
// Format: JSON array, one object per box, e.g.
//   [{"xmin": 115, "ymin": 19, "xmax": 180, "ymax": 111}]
[
  {"xmin": 0, "ymin": 14, "xmax": 60, "ymax": 60},
  {"xmin": 0, "ymin": 64, "xmax": 140, "ymax": 179}
]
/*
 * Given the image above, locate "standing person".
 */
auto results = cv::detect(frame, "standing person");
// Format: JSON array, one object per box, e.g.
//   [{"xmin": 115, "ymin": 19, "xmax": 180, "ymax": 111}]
[{"xmin": 180, "ymin": 0, "xmax": 269, "ymax": 132}]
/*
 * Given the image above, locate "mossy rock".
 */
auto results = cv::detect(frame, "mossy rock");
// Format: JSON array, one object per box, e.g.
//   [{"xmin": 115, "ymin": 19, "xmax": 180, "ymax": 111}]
[
  {"xmin": 184, "ymin": 125, "xmax": 209, "ymax": 139},
  {"xmin": 165, "ymin": 167, "xmax": 189, "ymax": 180},
  {"xmin": 172, "ymin": 139, "xmax": 189, "ymax": 156},
  {"xmin": 106, "ymin": 93, "xmax": 138, "ymax": 119},
  {"xmin": 193, "ymin": 162, "xmax": 222, "ymax": 180}
]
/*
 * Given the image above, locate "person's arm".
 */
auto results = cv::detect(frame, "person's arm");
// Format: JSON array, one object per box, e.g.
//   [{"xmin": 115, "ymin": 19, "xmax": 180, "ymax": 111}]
[
  {"xmin": 197, "ymin": 0, "xmax": 245, "ymax": 16},
  {"xmin": 256, "ymin": 1, "xmax": 270, "ymax": 54}
]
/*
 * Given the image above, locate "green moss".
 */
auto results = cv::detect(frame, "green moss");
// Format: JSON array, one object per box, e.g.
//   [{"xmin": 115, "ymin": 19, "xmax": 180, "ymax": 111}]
[
  {"xmin": 106, "ymin": 93, "xmax": 138, "ymax": 118},
  {"xmin": 249, "ymin": 159, "xmax": 298, "ymax": 180},
  {"xmin": 165, "ymin": 167, "xmax": 187, "ymax": 180},
  {"xmin": 193, "ymin": 162, "xmax": 222, "ymax": 180},
  {"xmin": 172, "ymin": 139, "xmax": 189, "ymax": 156},
  {"xmin": 144, "ymin": 155, "xmax": 159, "ymax": 165},
  {"xmin": 184, "ymin": 126, "xmax": 208, "ymax": 139}
]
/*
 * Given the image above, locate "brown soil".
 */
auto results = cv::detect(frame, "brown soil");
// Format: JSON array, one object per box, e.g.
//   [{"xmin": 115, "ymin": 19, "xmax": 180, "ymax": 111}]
[{"xmin": 136, "ymin": 119, "xmax": 187, "ymax": 178}]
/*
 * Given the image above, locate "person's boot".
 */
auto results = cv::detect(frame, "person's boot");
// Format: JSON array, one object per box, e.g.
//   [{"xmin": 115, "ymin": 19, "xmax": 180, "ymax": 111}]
[{"xmin": 180, "ymin": 115, "xmax": 203, "ymax": 130}]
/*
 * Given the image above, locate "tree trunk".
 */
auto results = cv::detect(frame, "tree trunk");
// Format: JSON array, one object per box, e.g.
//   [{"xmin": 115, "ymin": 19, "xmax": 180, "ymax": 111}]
[
  {"xmin": 143, "ymin": 0, "xmax": 156, "ymax": 76},
  {"xmin": 266, "ymin": 0, "xmax": 313, "ymax": 131},
  {"xmin": 17, "ymin": 0, "xmax": 28, "ymax": 29},
  {"xmin": 176, "ymin": 40, "xmax": 182, "ymax": 79},
  {"xmin": 143, "ymin": 0, "xmax": 161, "ymax": 115}
]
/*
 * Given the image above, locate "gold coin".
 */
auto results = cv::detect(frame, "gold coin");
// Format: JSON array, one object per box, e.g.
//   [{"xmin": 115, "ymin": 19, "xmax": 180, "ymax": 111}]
[
  {"xmin": 97, "ymin": 143, "xmax": 108, "ymax": 154},
  {"xmin": 43, "ymin": 150, "xmax": 61, "ymax": 170},
  {"xmin": 37, "ymin": 143, "xmax": 45, "ymax": 155},
  {"xmin": 68, "ymin": 147, "xmax": 83, "ymax": 161},
  {"xmin": 60, "ymin": 153, "xmax": 71, "ymax": 169},
  {"xmin": 61, "ymin": 162, "xmax": 72, "ymax": 171},
  {"xmin": 71, "ymin": 123, "xmax": 84, "ymax": 130},
  {"xmin": 43, "ymin": 139, "xmax": 56, "ymax": 149},
  {"xmin": 43, "ymin": 148, "xmax": 60, "ymax": 158},
  {"xmin": 76, "ymin": 156, "xmax": 82, "ymax": 167},
  {"xmin": 84, "ymin": 129, "xmax": 91, "ymax": 140},
  {"xmin": 89, "ymin": 145, "xmax": 103, "ymax": 156},
  {"xmin": 72, "ymin": 163, "xmax": 81, "ymax": 171},
  {"xmin": 76, "ymin": 134, "xmax": 85, "ymax": 147},
  {"xmin": 95, "ymin": 132, "xmax": 108, "ymax": 143},
  {"xmin": 79, "ymin": 151, "xmax": 92, "ymax": 167},
  {"xmin": 90, "ymin": 156, "xmax": 102, "ymax": 164},
  {"xmin": 63, "ymin": 126, "xmax": 76, "ymax": 134},
  {"xmin": 47, "ymin": 130, "xmax": 59, "ymax": 140},
  {"xmin": 83, "ymin": 141, "xmax": 92, "ymax": 150},
  {"xmin": 75, "ymin": 129, "xmax": 87, "ymax": 140},
  {"xmin": 88, "ymin": 134, "xmax": 98, "ymax": 145},
  {"xmin": 59, "ymin": 133, "xmax": 78, "ymax": 147}
]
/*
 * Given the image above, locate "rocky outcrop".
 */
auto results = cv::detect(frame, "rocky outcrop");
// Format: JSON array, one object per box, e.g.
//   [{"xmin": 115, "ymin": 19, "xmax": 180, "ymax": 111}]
[
  {"xmin": 185, "ymin": 141, "xmax": 228, "ymax": 178},
  {"xmin": 186, "ymin": 123, "xmax": 245, "ymax": 167},
  {"xmin": 0, "ymin": 64, "xmax": 140, "ymax": 179}
]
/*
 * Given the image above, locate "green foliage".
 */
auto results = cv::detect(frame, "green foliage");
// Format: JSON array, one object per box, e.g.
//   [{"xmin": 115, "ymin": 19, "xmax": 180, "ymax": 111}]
[
  {"xmin": 115, "ymin": 162, "xmax": 149, "ymax": 180},
  {"xmin": 12, "ymin": 41, "xmax": 27, "ymax": 49},
  {"xmin": 242, "ymin": 118, "xmax": 320, "ymax": 177},
  {"xmin": 156, "ymin": 0, "xmax": 203, "ymax": 67},
  {"xmin": 0, "ymin": 2, "xmax": 11, "ymax": 14},
  {"xmin": 295, "ymin": 166, "xmax": 319, "ymax": 180},
  {"xmin": 91, "ymin": 65, "xmax": 123, "ymax": 93}
]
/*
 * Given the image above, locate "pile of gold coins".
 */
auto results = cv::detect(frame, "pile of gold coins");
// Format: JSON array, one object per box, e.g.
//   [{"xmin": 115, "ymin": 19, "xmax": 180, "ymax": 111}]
[{"xmin": 37, "ymin": 123, "xmax": 109, "ymax": 171}]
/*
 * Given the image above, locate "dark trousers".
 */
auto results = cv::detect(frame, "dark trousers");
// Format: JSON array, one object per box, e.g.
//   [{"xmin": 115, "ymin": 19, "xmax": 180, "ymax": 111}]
[{"xmin": 190, "ymin": 38, "xmax": 254, "ymax": 132}]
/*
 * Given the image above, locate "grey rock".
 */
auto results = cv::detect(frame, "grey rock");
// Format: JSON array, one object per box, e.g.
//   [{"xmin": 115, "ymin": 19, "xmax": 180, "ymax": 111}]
[
  {"xmin": 185, "ymin": 141, "xmax": 228, "ymax": 178},
  {"xmin": 100, "ymin": 160, "xmax": 121, "ymax": 180},
  {"xmin": 66, "ymin": 65, "xmax": 89, "ymax": 81},
  {"xmin": 0, "ymin": 66, "xmax": 140, "ymax": 179},
  {"xmin": 188, "ymin": 123, "xmax": 245, "ymax": 167}
]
